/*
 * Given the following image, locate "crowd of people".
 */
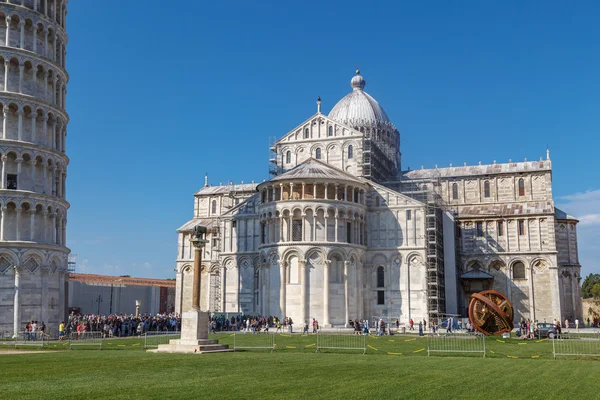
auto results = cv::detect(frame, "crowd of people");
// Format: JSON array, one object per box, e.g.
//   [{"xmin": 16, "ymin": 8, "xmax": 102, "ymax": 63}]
[{"xmin": 58, "ymin": 312, "xmax": 181, "ymax": 340}]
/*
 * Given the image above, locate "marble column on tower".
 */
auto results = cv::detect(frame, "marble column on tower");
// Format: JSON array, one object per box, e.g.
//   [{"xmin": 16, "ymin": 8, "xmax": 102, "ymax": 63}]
[
  {"xmin": 13, "ymin": 266, "xmax": 22, "ymax": 338},
  {"xmin": 323, "ymin": 260, "xmax": 330, "ymax": 327},
  {"xmin": 299, "ymin": 260, "xmax": 307, "ymax": 325},
  {"xmin": 279, "ymin": 260, "xmax": 286, "ymax": 318},
  {"xmin": 344, "ymin": 261, "xmax": 350, "ymax": 327}
]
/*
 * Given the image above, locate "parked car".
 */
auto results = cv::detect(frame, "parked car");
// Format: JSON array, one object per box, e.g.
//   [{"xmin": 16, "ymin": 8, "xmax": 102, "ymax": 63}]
[{"xmin": 535, "ymin": 322, "xmax": 559, "ymax": 339}]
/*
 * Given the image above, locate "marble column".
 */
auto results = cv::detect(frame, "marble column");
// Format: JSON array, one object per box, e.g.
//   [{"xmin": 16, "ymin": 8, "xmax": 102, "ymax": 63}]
[
  {"xmin": 2, "ymin": 108, "xmax": 8, "ymax": 138},
  {"xmin": 0, "ymin": 156, "xmax": 6, "ymax": 188},
  {"xmin": 15, "ymin": 207, "xmax": 21, "ymax": 241},
  {"xmin": 5, "ymin": 17, "xmax": 11, "ymax": 47},
  {"xmin": 0, "ymin": 206, "xmax": 5, "ymax": 241},
  {"xmin": 279, "ymin": 260, "xmax": 286, "ymax": 318},
  {"xmin": 41, "ymin": 266, "xmax": 49, "ymax": 324},
  {"xmin": 299, "ymin": 260, "xmax": 307, "ymax": 325},
  {"xmin": 3, "ymin": 60, "xmax": 9, "ymax": 92},
  {"xmin": 529, "ymin": 265, "xmax": 536, "ymax": 321},
  {"xmin": 13, "ymin": 266, "xmax": 22, "ymax": 337},
  {"xmin": 344, "ymin": 261, "xmax": 350, "ymax": 327},
  {"xmin": 29, "ymin": 209, "xmax": 35, "ymax": 241},
  {"xmin": 323, "ymin": 260, "xmax": 330, "ymax": 327}
]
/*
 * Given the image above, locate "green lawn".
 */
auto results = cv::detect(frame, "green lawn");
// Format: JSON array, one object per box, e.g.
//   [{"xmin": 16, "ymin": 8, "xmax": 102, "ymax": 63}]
[{"xmin": 1, "ymin": 333, "xmax": 599, "ymax": 399}]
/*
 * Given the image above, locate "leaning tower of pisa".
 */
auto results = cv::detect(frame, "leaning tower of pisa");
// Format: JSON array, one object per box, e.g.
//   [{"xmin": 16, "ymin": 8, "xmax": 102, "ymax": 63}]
[{"xmin": 0, "ymin": 1, "xmax": 70, "ymax": 336}]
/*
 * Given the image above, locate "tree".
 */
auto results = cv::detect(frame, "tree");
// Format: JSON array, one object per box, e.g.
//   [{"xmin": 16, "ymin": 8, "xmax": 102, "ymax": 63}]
[
  {"xmin": 582, "ymin": 273, "xmax": 600, "ymax": 299},
  {"xmin": 592, "ymin": 283, "xmax": 600, "ymax": 300}
]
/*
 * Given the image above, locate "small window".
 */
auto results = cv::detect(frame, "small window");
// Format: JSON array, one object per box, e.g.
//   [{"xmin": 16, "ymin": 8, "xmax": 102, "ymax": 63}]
[
  {"xmin": 518, "ymin": 220, "xmax": 525, "ymax": 236},
  {"xmin": 452, "ymin": 183, "xmax": 458, "ymax": 200},
  {"xmin": 292, "ymin": 220, "xmax": 302, "ymax": 241},
  {"xmin": 211, "ymin": 200, "xmax": 217, "ymax": 214},
  {"xmin": 315, "ymin": 148, "xmax": 321, "ymax": 160},
  {"xmin": 304, "ymin": 128, "xmax": 309, "ymax": 138},
  {"xmin": 235, "ymin": 198, "xmax": 240, "ymax": 205},
  {"xmin": 518, "ymin": 178, "xmax": 525, "ymax": 196},
  {"xmin": 377, "ymin": 290, "xmax": 385, "ymax": 305},
  {"xmin": 328, "ymin": 126, "xmax": 333, "ymax": 137},
  {"xmin": 484, "ymin": 180, "xmax": 490, "ymax": 198},
  {"xmin": 476, "ymin": 222, "xmax": 483, "ymax": 237},
  {"xmin": 7, "ymin": 174, "xmax": 17, "ymax": 190},
  {"xmin": 286, "ymin": 151, "xmax": 291, "ymax": 164},
  {"xmin": 346, "ymin": 222, "xmax": 352, "ymax": 244},
  {"xmin": 377, "ymin": 266, "xmax": 385, "ymax": 288},
  {"xmin": 375, "ymin": 197, "xmax": 380, "ymax": 207},
  {"xmin": 348, "ymin": 145, "xmax": 353, "ymax": 159},
  {"xmin": 497, "ymin": 221, "xmax": 504, "ymax": 236},
  {"xmin": 513, "ymin": 261, "xmax": 526, "ymax": 280},
  {"xmin": 232, "ymin": 220, "xmax": 237, "ymax": 228},
  {"xmin": 261, "ymin": 223, "xmax": 265, "ymax": 244},
  {"xmin": 211, "ymin": 238, "xmax": 218, "ymax": 248},
  {"xmin": 406, "ymin": 210, "xmax": 412, "ymax": 221}
]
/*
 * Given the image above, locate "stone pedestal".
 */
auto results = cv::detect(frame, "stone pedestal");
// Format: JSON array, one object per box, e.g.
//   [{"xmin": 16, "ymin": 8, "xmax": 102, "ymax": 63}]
[
  {"xmin": 180, "ymin": 310, "xmax": 208, "ymax": 343},
  {"xmin": 151, "ymin": 311, "xmax": 231, "ymax": 354}
]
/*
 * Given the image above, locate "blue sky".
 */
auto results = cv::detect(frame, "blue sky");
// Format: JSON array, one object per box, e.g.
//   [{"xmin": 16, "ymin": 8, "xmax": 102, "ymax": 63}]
[{"xmin": 65, "ymin": 1, "xmax": 600, "ymax": 278}]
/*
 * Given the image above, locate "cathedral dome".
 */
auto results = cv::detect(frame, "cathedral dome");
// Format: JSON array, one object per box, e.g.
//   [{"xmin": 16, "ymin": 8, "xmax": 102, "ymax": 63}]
[{"xmin": 328, "ymin": 70, "xmax": 393, "ymax": 129}]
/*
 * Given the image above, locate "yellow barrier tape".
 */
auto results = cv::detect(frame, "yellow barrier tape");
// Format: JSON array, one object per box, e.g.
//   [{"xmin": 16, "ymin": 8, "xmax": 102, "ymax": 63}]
[
  {"xmin": 117, "ymin": 345, "xmax": 126, "ymax": 347},
  {"xmin": 518, "ymin": 343, "xmax": 528, "ymax": 345},
  {"xmin": 368, "ymin": 345, "xmax": 378, "ymax": 351},
  {"xmin": 388, "ymin": 352, "xmax": 402, "ymax": 355},
  {"xmin": 279, "ymin": 334, "xmax": 291, "ymax": 337},
  {"xmin": 132, "ymin": 343, "xmax": 140, "ymax": 346},
  {"xmin": 531, "ymin": 356, "xmax": 540, "ymax": 359},
  {"xmin": 535, "ymin": 339, "xmax": 547, "ymax": 343},
  {"xmin": 305, "ymin": 343, "xmax": 316, "ymax": 347},
  {"xmin": 507, "ymin": 356, "xmax": 519, "ymax": 359},
  {"xmin": 388, "ymin": 340, "xmax": 395, "ymax": 342},
  {"xmin": 285, "ymin": 346, "xmax": 296, "ymax": 349},
  {"xmin": 489, "ymin": 350, "xmax": 495, "ymax": 354},
  {"xmin": 496, "ymin": 340, "xmax": 505, "ymax": 343},
  {"xmin": 414, "ymin": 348, "xmax": 425, "ymax": 353},
  {"xmin": 404, "ymin": 338, "xmax": 416, "ymax": 342}
]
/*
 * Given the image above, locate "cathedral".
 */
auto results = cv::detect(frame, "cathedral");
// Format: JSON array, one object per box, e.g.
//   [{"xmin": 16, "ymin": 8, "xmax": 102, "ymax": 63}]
[{"xmin": 175, "ymin": 71, "xmax": 582, "ymax": 327}]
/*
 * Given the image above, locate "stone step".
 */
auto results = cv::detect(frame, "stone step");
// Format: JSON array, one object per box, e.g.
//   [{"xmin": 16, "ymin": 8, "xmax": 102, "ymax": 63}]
[{"xmin": 150, "ymin": 342, "xmax": 232, "ymax": 354}]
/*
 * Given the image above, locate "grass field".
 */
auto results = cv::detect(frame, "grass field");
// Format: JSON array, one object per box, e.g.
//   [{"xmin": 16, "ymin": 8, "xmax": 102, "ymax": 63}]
[{"xmin": 1, "ymin": 333, "xmax": 599, "ymax": 399}]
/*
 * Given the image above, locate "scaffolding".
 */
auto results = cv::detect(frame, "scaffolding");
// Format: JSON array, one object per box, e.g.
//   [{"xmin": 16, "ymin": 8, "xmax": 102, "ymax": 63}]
[
  {"xmin": 362, "ymin": 130, "xmax": 398, "ymax": 182},
  {"xmin": 268, "ymin": 136, "xmax": 282, "ymax": 176},
  {"xmin": 394, "ymin": 171, "xmax": 450, "ymax": 322},
  {"xmin": 67, "ymin": 254, "xmax": 77, "ymax": 273}
]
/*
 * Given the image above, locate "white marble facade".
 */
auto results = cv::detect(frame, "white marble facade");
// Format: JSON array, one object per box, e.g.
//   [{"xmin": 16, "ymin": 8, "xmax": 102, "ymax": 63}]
[
  {"xmin": 176, "ymin": 71, "xmax": 582, "ymax": 327},
  {"xmin": 0, "ymin": 1, "xmax": 70, "ymax": 336}
]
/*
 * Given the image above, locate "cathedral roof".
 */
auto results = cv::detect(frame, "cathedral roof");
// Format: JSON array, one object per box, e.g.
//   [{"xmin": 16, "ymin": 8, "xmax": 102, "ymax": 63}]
[
  {"xmin": 195, "ymin": 183, "xmax": 257, "ymax": 196},
  {"xmin": 555, "ymin": 207, "xmax": 579, "ymax": 222},
  {"xmin": 402, "ymin": 159, "xmax": 552, "ymax": 180},
  {"xmin": 328, "ymin": 70, "xmax": 395, "ymax": 130},
  {"xmin": 459, "ymin": 201, "xmax": 554, "ymax": 217},
  {"xmin": 269, "ymin": 158, "xmax": 364, "ymax": 185}
]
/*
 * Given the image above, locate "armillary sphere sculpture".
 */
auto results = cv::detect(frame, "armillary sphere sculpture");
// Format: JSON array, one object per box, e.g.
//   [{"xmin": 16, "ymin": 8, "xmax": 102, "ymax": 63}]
[{"xmin": 468, "ymin": 290, "xmax": 514, "ymax": 336}]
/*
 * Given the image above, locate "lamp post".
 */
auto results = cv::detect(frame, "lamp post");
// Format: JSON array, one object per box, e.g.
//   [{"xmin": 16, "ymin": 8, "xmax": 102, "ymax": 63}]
[{"xmin": 96, "ymin": 295, "xmax": 103, "ymax": 315}]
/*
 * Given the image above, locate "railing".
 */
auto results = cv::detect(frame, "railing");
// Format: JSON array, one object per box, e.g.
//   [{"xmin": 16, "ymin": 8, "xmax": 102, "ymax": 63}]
[
  {"xmin": 316, "ymin": 333, "xmax": 366, "ymax": 354},
  {"xmin": 553, "ymin": 332, "xmax": 600, "ymax": 359},
  {"xmin": 69, "ymin": 331, "xmax": 103, "ymax": 350},
  {"xmin": 233, "ymin": 331, "xmax": 275, "ymax": 352},
  {"xmin": 427, "ymin": 333, "xmax": 486, "ymax": 358},
  {"xmin": 144, "ymin": 331, "xmax": 181, "ymax": 349}
]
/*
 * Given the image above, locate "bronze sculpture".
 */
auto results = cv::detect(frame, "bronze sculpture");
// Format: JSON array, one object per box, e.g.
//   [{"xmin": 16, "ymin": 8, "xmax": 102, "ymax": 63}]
[{"xmin": 468, "ymin": 290, "xmax": 514, "ymax": 336}]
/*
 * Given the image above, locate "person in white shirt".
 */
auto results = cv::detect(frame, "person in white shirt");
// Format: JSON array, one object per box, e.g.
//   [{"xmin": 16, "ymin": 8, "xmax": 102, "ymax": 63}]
[{"xmin": 575, "ymin": 319, "xmax": 579, "ymax": 331}]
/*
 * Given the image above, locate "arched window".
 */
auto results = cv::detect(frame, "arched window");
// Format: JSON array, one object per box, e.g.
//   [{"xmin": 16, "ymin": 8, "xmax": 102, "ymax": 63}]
[
  {"xmin": 315, "ymin": 148, "xmax": 322, "ymax": 160},
  {"xmin": 452, "ymin": 183, "xmax": 458, "ymax": 200},
  {"xmin": 328, "ymin": 126, "xmax": 333, "ymax": 136},
  {"xmin": 377, "ymin": 266, "xmax": 385, "ymax": 288},
  {"xmin": 348, "ymin": 145, "xmax": 353, "ymax": 159},
  {"xmin": 513, "ymin": 261, "xmax": 526, "ymax": 280},
  {"xmin": 484, "ymin": 181, "xmax": 490, "ymax": 198},
  {"xmin": 304, "ymin": 128, "xmax": 309, "ymax": 138},
  {"xmin": 286, "ymin": 151, "xmax": 291, "ymax": 164},
  {"xmin": 211, "ymin": 200, "xmax": 217, "ymax": 214},
  {"xmin": 518, "ymin": 178, "xmax": 525, "ymax": 196}
]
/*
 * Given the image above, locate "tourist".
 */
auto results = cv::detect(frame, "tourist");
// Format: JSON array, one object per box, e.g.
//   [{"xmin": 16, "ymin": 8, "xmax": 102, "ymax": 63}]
[
  {"xmin": 409, "ymin": 318, "xmax": 414, "ymax": 331},
  {"xmin": 575, "ymin": 318, "xmax": 579, "ymax": 331}
]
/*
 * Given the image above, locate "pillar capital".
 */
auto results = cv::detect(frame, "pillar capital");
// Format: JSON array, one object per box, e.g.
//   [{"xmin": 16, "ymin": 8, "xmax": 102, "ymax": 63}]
[
  {"xmin": 1, "ymin": 155, "xmax": 7, "ymax": 162},
  {"xmin": 18, "ymin": 21, "xmax": 25, "ymax": 28},
  {"xmin": 13, "ymin": 265, "xmax": 23, "ymax": 274},
  {"xmin": 344, "ymin": 260, "xmax": 350, "ymax": 267},
  {"xmin": 277, "ymin": 260, "xmax": 287, "ymax": 267},
  {"xmin": 15, "ymin": 158, "xmax": 23, "ymax": 164},
  {"xmin": 3, "ymin": 59, "xmax": 9, "ymax": 67},
  {"xmin": 323, "ymin": 260, "xmax": 331, "ymax": 267},
  {"xmin": 298, "ymin": 260, "xmax": 306, "ymax": 267}
]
